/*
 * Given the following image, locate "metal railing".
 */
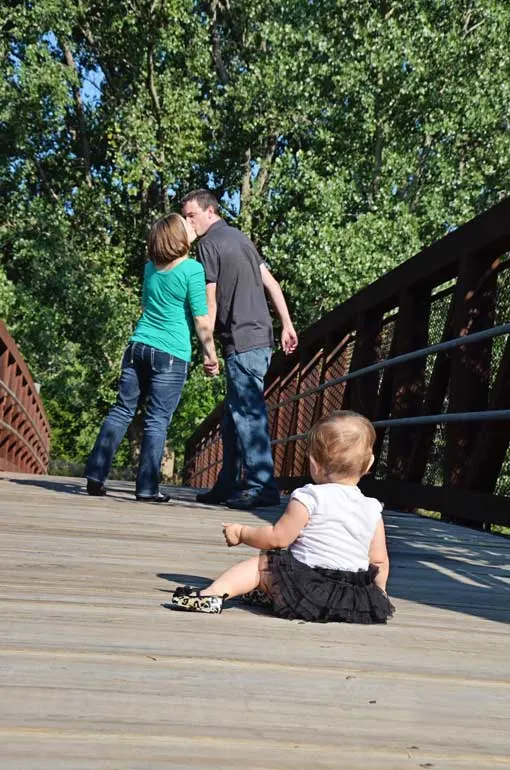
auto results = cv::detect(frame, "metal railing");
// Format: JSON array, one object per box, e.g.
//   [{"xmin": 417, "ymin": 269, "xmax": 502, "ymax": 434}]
[
  {"xmin": 0, "ymin": 321, "xmax": 50, "ymax": 474},
  {"xmin": 184, "ymin": 199, "xmax": 510, "ymax": 527}
]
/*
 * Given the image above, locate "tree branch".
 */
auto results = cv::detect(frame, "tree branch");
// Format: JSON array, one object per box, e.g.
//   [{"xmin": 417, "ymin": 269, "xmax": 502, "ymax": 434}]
[
  {"xmin": 62, "ymin": 42, "xmax": 93, "ymax": 187},
  {"xmin": 372, "ymin": 121, "xmax": 384, "ymax": 202},
  {"xmin": 76, "ymin": 16, "xmax": 114, "ymax": 92},
  {"xmin": 147, "ymin": 40, "xmax": 167, "ymax": 212},
  {"xmin": 240, "ymin": 146, "xmax": 252, "ymax": 206},
  {"xmin": 209, "ymin": 0, "xmax": 229, "ymax": 85},
  {"xmin": 255, "ymin": 134, "xmax": 277, "ymax": 196},
  {"xmin": 33, "ymin": 157, "xmax": 60, "ymax": 202},
  {"xmin": 147, "ymin": 44, "xmax": 162, "ymax": 120}
]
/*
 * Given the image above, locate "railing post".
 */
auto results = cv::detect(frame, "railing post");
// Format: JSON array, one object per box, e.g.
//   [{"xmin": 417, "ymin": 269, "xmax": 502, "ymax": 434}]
[
  {"xmin": 445, "ymin": 255, "xmax": 499, "ymax": 489},
  {"xmin": 464, "ymin": 335, "xmax": 510, "ymax": 493},
  {"xmin": 343, "ymin": 309, "xmax": 384, "ymax": 419},
  {"xmin": 387, "ymin": 288, "xmax": 430, "ymax": 479}
]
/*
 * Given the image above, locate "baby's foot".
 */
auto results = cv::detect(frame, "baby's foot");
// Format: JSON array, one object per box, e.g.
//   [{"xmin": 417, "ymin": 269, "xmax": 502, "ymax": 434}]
[{"xmin": 170, "ymin": 585, "xmax": 226, "ymax": 614}]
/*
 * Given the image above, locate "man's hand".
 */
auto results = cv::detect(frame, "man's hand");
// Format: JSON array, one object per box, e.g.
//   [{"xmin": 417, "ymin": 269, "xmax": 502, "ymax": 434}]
[
  {"xmin": 222, "ymin": 522, "xmax": 243, "ymax": 547},
  {"xmin": 203, "ymin": 354, "xmax": 220, "ymax": 377},
  {"xmin": 281, "ymin": 325, "xmax": 298, "ymax": 355}
]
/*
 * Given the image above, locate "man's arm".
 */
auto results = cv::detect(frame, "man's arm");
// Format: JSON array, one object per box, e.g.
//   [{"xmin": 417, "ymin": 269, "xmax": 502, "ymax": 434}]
[
  {"xmin": 260, "ymin": 263, "xmax": 298, "ymax": 355},
  {"xmin": 206, "ymin": 282, "xmax": 217, "ymax": 331}
]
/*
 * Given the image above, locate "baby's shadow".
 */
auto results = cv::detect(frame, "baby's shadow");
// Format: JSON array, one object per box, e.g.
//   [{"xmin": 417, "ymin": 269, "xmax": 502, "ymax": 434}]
[{"xmin": 157, "ymin": 572, "xmax": 210, "ymax": 592}]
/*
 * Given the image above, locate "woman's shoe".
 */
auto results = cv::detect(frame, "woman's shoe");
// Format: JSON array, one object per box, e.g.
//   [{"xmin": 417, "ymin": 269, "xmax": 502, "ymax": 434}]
[{"xmin": 171, "ymin": 586, "xmax": 226, "ymax": 613}]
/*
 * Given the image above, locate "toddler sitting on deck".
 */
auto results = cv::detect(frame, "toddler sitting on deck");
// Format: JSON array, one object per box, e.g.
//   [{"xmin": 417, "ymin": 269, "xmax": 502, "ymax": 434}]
[{"xmin": 171, "ymin": 411, "xmax": 394, "ymax": 623}]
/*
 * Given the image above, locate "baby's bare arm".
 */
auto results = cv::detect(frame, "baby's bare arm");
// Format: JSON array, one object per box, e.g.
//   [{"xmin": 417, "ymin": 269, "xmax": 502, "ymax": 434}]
[
  {"xmin": 222, "ymin": 500, "xmax": 309, "ymax": 550},
  {"xmin": 368, "ymin": 518, "xmax": 390, "ymax": 593}
]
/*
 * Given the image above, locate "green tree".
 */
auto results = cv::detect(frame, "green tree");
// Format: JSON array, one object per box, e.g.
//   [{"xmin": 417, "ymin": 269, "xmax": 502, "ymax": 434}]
[
  {"xmin": 203, "ymin": 0, "xmax": 510, "ymax": 324},
  {"xmin": 1, "ymin": 0, "xmax": 509, "ymax": 471},
  {"xmin": 1, "ymin": 0, "xmax": 212, "ymax": 468}
]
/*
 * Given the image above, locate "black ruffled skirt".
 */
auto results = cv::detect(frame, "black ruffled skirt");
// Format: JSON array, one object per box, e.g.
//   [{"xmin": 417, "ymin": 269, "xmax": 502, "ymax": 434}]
[{"xmin": 265, "ymin": 549, "xmax": 394, "ymax": 624}]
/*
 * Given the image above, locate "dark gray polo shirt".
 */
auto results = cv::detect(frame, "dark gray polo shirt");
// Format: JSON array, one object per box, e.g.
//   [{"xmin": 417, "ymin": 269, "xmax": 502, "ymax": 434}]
[{"xmin": 197, "ymin": 219, "xmax": 274, "ymax": 356}]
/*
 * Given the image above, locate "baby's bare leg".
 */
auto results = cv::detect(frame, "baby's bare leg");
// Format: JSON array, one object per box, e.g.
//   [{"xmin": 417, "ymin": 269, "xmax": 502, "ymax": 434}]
[{"xmin": 204, "ymin": 554, "xmax": 270, "ymax": 598}]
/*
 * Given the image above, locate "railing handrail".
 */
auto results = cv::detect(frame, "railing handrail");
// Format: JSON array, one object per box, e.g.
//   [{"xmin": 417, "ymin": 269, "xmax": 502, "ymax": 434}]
[
  {"xmin": 0, "ymin": 378, "xmax": 50, "ymax": 451},
  {"xmin": 269, "ymin": 322, "xmax": 510, "ymax": 414},
  {"xmin": 270, "ymin": 411, "xmax": 510, "ymax": 448},
  {"xmin": 0, "ymin": 320, "xmax": 50, "ymax": 474}
]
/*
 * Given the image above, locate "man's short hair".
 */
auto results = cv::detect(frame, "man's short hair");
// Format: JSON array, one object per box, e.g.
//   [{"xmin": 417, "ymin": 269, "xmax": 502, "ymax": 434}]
[{"xmin": 181, "ymin": 188, "xmax": 220, "ymax": 214}]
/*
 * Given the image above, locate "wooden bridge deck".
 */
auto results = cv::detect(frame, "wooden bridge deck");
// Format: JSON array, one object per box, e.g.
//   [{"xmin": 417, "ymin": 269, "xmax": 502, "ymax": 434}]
[{"xmin": 0, "ymin": 472, "xmax": 509, "ymax": 769}]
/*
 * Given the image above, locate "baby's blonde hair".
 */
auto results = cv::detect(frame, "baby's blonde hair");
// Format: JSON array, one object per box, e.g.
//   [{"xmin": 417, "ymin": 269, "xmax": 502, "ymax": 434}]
[{"xmin": 307, "ymin": 411, "xmax": 376, "ymax": 481}]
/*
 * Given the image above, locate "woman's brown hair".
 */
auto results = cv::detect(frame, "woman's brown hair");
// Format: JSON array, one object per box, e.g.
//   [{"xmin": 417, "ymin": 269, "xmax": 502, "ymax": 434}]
[
  {"xmin": 307, "ymin": 411, "xmax": 376, "ymax": 480},
  {"xmin": 147, "ymin": 213, "xmax": 189, "ymax": 267}
]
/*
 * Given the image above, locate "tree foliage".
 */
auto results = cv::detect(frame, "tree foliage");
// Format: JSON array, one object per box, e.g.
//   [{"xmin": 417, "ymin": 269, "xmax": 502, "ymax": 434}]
[{"xmin": 1, "ymin": 0, "xmax": 509, "ymax": 471}]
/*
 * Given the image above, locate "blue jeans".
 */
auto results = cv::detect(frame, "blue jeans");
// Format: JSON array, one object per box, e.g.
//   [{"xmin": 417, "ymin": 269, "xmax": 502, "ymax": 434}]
[
  {"xmin": 214, "ymin": 347, "xmax": 279, "ymax": 502},
  {"xmin": 86, "ymin": 342, "xmax": 188, "ymax": 497}
]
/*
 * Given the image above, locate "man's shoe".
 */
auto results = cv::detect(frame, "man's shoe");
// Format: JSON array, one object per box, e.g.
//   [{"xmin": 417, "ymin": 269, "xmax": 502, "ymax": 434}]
[
  {"xmin": 136, "ymin": 492, "xmax": 171, "ymax": 503},
  {"xmin": 225, "ymin": 491, "xmax": 280, "ymax": 510},
  {"xmin": 195, "ymin": 489, "xmax": 229, "ymax": 505},
  {"xmin": 87, "ymin": 479, "xmax": 106, "ymax": 496}
]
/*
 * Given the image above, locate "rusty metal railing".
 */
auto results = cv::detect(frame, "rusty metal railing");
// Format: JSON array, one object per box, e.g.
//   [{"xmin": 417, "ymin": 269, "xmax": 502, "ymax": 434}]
[
  {"xmin": 0, "ymin": 321, "xmax": 50, "ymax": 474},
  {"xmin": 183, "ymin": 199, "xmax": 510, "ymax": 528}
]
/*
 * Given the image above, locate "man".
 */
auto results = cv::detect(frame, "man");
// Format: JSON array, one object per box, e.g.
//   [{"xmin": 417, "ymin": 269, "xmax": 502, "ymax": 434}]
[{"xmin": 181, "ymin": 189, "xmax": 298, "ymax": 510}]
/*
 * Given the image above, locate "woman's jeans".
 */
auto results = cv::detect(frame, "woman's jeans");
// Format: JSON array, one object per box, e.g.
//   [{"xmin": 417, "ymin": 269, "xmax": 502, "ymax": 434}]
[
  {"xmin": 214, "ymin": 346, "xmax": 279, "ymax": 502},
  {"xmin": 85, "ymin": 342, "xmax": 188, "ymax": 497}
]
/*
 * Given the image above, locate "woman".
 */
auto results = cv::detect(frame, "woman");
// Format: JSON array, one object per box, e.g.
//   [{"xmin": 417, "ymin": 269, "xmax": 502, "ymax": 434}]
[{"xmin": 85, "ymin": 213, "xmax": 218, "ymax": 502}]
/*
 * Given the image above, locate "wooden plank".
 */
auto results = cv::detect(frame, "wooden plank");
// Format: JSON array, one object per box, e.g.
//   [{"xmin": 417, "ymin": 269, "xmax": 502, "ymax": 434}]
[{"xmin": 0, "ymin": 472, "xmax": 509, "ymax": 769}]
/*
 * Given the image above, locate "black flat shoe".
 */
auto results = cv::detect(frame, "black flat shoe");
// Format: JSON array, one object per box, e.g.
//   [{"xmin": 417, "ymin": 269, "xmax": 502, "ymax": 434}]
[
  {"xmin": 136, "ymin": 492, "xmax": 171, "ymax": 503},
  {"xmin": 87, "ymin": 479, "xmax": 106, "ymax": 496}
]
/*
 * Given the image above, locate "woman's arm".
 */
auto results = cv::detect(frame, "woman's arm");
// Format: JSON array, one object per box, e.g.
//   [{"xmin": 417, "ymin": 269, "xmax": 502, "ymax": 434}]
[
  {"xmin": 193, "ymin": 314, "xmax": 219, "ymax": 376},
  {"xmin": 368, "ymin": 518, "xmax": 390, "ymax": 593},
  {"xmin": 222, "ymin": 499, "xmax": 309, "ymax": 550}
]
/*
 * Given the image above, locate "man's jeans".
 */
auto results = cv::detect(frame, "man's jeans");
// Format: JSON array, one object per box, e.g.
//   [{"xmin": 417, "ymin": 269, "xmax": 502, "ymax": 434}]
[
  {"xmin": 85, "ymin": 342, "xmax": 187, "ymax": 497},
  {"xmin": 214, "ymin": 347, "xmax": 279, "ymax": 502}
]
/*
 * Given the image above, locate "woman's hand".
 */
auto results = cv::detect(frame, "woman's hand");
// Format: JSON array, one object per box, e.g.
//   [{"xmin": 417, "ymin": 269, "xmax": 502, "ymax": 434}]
[
  {"xmin": 222, "ymin": 522, "xmax": 243, "ymax": 547},
  {"xmin": 203, "ymin": 353, "xmax": 220, "ymax": 377},
  {"xmin": 194, "ymin": 314, "xmax": 219, "ymax": 376}
]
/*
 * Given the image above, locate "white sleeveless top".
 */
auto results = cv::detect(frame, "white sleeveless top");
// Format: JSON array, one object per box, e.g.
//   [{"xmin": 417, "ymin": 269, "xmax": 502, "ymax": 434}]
[{"xmin": 289, "ymin": 483, "xmax": 383, "ymax": 571}]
